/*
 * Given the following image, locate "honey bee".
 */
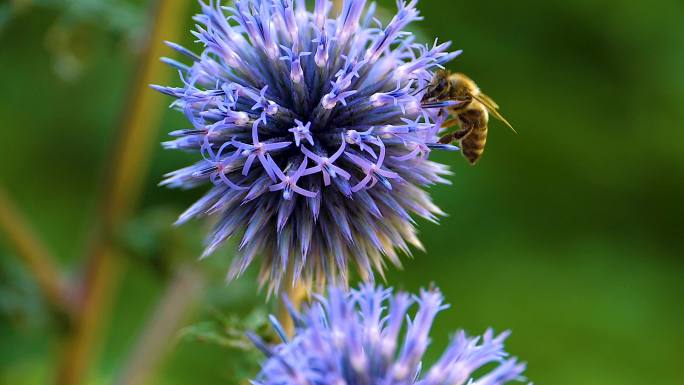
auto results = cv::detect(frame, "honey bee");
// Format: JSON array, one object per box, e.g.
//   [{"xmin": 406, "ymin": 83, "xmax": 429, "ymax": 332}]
[{"xmin": 422, "ymin": 70, "xmax": 516, "ymax": 165}]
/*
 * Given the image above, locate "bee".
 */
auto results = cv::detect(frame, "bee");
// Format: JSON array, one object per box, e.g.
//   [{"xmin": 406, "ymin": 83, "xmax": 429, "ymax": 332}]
[{"xmin": 422, "ymin": 70, "xmax": 516, "ymax": 165}]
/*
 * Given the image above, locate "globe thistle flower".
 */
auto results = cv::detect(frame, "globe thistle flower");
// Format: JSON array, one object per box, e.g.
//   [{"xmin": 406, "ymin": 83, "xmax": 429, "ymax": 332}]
[
  {"xmin": 250, "ymin": 284, "xmax": 528, "ymax": 385},
  {"xmin": 155, "ymin": 0, "xmax": 461, "ymax": 293}
]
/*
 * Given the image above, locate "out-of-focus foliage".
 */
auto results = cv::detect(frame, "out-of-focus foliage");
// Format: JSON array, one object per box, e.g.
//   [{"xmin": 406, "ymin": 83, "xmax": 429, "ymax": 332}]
[
  {"xmin": 179, "ymin": 307, "xmax": 270, "ymax": 352},
  {"xmin": 119, "ymin": 207, "xmax": 206, "ymax": 277},
  {"xmin": 178, "ymin": 307, "xmax": 268, "ymax": 382},
  {"xmin": 1, "ymin": 0, "xmax": 145, "ymax": 81},
  {"xmin": 0, "ymin": 0, "xmax": 682, "ymax": 385},
  {"xmin": 0, "ymin": 256, "xmax": 46, "ymax": 330}
]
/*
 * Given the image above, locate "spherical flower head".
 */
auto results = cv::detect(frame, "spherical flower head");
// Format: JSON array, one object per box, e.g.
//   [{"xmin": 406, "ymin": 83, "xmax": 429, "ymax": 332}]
[
  {"xmin": 250, "ymin": 284, "xmax": 528, "ymax": 385},
  {"xmin": 156, "ymin": 0, "xmax": 462, "ymax": 293}
]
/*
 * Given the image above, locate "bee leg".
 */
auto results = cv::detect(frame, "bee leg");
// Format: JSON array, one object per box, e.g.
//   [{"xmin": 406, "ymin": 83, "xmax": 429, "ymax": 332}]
[
  {"xmin": 452, "ymin": 125, "xmax": 474, "ymax": 140},
  {"xmin": 439, "ymin": 134, "xmax": 455, "ymax": 144},
  {"xmin": 441, "ymin": 118, "xmax": 460, "ymax": 129},
  {"xmin": 438, "ymin": 118, "xmax": 460, "ymax": 143},
  {"xmin": 439, "ymin": 121, "xmax": 473, "ymax": 144}
]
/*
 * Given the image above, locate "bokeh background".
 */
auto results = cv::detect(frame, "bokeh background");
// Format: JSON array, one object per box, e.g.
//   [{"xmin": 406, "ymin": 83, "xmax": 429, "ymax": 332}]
[{"xmin": 1, "ymin": 0, "xmax": 682, "ymax": 384}]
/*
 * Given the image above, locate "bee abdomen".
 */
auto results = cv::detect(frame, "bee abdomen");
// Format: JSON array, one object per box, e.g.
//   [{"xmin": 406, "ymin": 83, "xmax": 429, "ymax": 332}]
[{"xmin": 461, "ymin": 126, "xmax": 488, "ymax": 165}]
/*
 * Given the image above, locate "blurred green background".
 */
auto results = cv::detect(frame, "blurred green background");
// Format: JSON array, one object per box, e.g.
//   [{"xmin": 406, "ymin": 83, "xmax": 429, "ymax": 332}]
[{"xmin": 1, "ymin": 0, "xmax": 682, "ymax": 384}]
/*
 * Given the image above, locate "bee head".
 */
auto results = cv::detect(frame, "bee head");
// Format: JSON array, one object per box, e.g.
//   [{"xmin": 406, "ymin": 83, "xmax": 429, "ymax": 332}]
[{"xmin": 423, "ymin": 69, "xmax": 452, "ymax": 101}]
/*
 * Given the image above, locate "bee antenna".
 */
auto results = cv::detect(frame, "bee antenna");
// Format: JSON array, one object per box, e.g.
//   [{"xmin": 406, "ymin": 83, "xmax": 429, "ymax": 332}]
[{"xmin": 412, "ymin": 84, "xmax": 431, "ymax": 97}]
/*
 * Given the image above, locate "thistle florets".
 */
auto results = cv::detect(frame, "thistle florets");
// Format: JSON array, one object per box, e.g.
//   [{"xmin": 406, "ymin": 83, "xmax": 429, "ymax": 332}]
[
  {"xmin": 251, "ymin": 285, "xmax": 528, "ymax": 385},
  {"xmin": 156, "ymin": 0, "xmax": 461, "ymax": 293}
]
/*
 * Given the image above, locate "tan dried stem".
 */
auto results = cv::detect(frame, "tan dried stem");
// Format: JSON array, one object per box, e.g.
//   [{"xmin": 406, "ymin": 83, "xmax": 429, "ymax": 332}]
[
  {"xmin": 114, "ymin": 267, "xmax": 204, "ymax": 385},
  {"xmin": 333, "ymin": 0, "xmax": 343, "ymax": 14},
  {"xmin": 56, "ymin": 1, "xmax": 190, "ymax": 384},
  {"xmin": 277, "ymin": 268, "xmax": 308, "ymax": 338},
  {"xmin": 0, "ymin": 185, "xmax": 75, "ymax": 317}
]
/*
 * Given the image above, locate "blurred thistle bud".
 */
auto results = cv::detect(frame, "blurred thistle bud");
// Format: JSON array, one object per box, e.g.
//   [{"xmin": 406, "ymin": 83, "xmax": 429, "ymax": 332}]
[
  {"xmin": 250, "ymin": 284, "xmax": 529, "ymax": 385},
  {"xmin": 156, "ymin": 0, "xmax": 461, "ymax": 294}
]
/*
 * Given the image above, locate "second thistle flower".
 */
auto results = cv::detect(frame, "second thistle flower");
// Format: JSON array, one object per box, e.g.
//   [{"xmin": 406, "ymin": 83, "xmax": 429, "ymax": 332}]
[
  {"xmin": 156, "ymin": 0, "xmax": 460, "ymax": 293},
  {"xmin": 251, "ymin": 285, "xmax": 528, "ymax": 385}
]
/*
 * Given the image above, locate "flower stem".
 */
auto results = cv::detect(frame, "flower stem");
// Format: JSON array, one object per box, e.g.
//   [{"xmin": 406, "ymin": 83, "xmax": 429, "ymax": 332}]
[
  {"xmin": 333, "ymin": 0, "xmax": 343, "ymax": 14},
  {"xmin": 0, "ymin": 185, "xmax": 75, "ymax": 317},
  {"xmin": 114, "ymin": 267, "xmax": 204, "ymax": 385},
  {"xmin": 56, "ymin": 1, "xmax": 190, "ymax": 384},
  {"xmin": 278, "ymin": 268, "xmax": 308, "ymax": 337}
]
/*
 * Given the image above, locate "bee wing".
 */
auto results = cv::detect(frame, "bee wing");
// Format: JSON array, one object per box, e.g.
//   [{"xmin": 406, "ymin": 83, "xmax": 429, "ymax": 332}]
[
  {"xmin": 478, "ymin": 93, "xmax": 500, "ymax": 109},
  {"xmin": 475, "ymin": 93, "xmax": 517, "ymax": 134}
]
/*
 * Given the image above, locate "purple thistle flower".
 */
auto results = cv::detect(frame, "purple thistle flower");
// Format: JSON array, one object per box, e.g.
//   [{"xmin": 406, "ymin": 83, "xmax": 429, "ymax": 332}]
[
  {"xmin": 156, "ymin": 0, "xmax": 461, "ymax": 293},
  {"xmin": 250, "ymin": 284, "xmax": 528, "ymax": 385}
]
